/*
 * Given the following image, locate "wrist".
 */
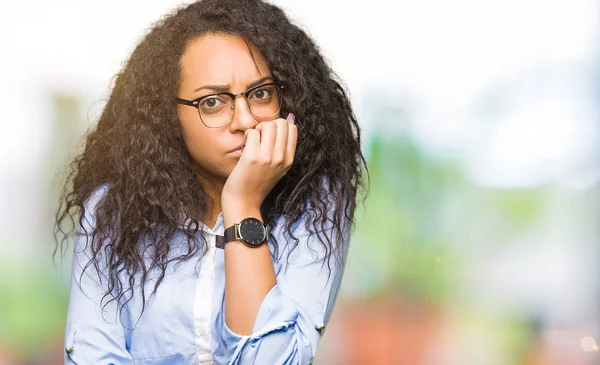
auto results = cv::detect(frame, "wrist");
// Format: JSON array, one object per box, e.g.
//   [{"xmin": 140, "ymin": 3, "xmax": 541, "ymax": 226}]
[
  {"xmin": 222, "ymin": 205, "xmax": 263, "ymax": 229},
  {"xmin": 221, "ymin": 190, "xmax": 263, "ymax": 207},
  {"xmin": 221, "ymin": 192, "xmax": 262, "ymax": 214}
]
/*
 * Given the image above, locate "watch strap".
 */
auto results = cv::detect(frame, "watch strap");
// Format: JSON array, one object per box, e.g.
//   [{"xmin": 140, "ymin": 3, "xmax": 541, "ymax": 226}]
[
  {"xmin": 216, "ymin": 225, "xmax": 236, "ymax": 249},
  {"xmin": 215, "ymin": 235, "xmax": 225, "ymax": 249},
  {"xmin": 224, "ymin": 224, "xmax": 237, "ymax": 243}
]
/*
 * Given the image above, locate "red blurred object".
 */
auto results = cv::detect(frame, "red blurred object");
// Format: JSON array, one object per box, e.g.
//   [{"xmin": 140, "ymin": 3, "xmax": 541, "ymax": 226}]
[{"xmin": 321, "ymin": 294, "xmax": 442, "ymax": 365}]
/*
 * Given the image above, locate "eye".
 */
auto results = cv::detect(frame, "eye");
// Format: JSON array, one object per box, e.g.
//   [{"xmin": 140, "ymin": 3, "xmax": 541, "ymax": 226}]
[
  {"xmin": 200, "ymin": 97, "xmax": 222, "ymax": 109},
  {"xmin": 199, "ymin": 95, "xmax": 229, "ymax": 114},
  {"xmin": 249, "ymin": 85, "xmax": 274, "ymax": 103}
]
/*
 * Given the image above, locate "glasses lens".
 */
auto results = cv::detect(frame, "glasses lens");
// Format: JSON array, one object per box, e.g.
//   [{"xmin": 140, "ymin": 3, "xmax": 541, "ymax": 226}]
[
  {"xmin": 198, "ymin": 94, "xmax": 233, "ymax": 128},
  {"xmin": 248, "ymin": 84, "xmax": 282, "ymax": 119}
]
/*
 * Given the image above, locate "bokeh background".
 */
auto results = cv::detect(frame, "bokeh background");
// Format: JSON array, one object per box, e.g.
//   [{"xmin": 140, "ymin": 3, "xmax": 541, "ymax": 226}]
[{"xmin": 1, "ymin": 0, "xmax": 599, "ymax": 364}]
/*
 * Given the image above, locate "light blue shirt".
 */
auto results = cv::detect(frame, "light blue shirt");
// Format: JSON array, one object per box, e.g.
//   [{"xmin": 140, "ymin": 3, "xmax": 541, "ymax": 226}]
[{"xmin": 64, "ymin": 185, "xmax": 350, "ymax": 364}]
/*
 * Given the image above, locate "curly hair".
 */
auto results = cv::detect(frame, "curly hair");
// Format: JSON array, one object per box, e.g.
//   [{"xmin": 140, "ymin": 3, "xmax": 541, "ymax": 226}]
[{"xmin": 54, "ymin": 0, "xmax": 367, "ymax": 318}]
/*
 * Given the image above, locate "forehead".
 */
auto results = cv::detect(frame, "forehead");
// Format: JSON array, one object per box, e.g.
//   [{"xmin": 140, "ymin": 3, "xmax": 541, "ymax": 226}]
[{"xmin": 179, "ymin": 33, "xmax": 271, "ymax": 91}]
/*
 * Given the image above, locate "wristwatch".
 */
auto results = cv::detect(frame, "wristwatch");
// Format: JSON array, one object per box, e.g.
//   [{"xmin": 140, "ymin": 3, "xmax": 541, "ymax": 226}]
[{"xmin": 216, "ymin": 217, "xmax": 268, "ymax": 249}]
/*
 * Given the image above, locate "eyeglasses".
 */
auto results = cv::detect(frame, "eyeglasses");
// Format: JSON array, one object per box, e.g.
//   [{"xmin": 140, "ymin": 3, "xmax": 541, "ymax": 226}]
[{"xmin": 176, "ymin": 82, "xmax": 284, "ymax": 128}]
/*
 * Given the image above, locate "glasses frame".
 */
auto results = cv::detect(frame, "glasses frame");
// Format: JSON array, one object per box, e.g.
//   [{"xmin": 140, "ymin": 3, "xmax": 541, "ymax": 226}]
[{"xmin": 176, "ymin": 82, "xmax": 285, "ymax": 128}]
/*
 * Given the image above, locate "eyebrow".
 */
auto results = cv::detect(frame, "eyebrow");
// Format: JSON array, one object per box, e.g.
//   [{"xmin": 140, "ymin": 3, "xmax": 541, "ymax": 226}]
[{"xmin": 193, "ymin": 76, "xmax": 274, "ymax": 93}]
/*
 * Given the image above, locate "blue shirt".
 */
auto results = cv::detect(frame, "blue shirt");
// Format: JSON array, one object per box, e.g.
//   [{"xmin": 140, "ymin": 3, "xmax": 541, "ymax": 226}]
[{"xmin": 64, "ymin": 184, "xmax": 350, "ymax": 364}]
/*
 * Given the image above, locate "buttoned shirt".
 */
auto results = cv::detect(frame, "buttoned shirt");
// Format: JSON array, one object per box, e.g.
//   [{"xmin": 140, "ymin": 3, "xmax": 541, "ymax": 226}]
[{"xmin": 64, "ymin": 184, "xmax": 349, "ymax": 364}]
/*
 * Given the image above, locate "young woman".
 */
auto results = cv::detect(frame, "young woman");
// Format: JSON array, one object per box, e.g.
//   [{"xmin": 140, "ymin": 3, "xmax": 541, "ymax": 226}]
[{"xmin": 55, "ymin": 0, "xmax": 366, "ymax": 364}]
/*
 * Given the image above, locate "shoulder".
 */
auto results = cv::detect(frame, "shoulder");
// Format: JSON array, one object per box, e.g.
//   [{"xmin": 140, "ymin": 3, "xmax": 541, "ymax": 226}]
[
  {"xmin": 77, "ymin": 183, "xmax": 113, "ymax": 245},
  {"xmin": 81, "ymin": 183, "xmax": 112, "ymax": 226}
]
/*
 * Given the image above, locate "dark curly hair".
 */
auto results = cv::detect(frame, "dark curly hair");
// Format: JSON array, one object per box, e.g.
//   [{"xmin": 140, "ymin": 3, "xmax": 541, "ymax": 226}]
[{"xmin": 54, "ymin": 0, "xmax": 367, "ymax": 318}]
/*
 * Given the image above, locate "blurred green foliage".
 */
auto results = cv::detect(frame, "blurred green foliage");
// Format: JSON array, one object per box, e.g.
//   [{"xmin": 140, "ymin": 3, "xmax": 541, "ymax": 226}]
[
  {"xmin": 0, "ymin": 256, "xmax": 69, "ymax": 358},
  {"xmin": 348, "ymin": 131, "xmax": 466, "ymax": 303},
  {"xmin": 347, "ymin": 128, "xmax": 548, "ymax": 304}
]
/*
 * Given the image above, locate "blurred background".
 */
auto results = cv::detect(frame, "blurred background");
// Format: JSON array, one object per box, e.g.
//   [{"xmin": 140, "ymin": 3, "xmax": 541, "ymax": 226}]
[{"xmin": 0, "ymin": 0, "xmax": 598, "ymax": 364}]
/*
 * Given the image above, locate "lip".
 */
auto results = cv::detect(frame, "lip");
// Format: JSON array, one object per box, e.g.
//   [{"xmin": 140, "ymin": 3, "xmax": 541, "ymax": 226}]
[{"xmin": 227, "ymin": 143, "xmax": 245, "ymax": 156}]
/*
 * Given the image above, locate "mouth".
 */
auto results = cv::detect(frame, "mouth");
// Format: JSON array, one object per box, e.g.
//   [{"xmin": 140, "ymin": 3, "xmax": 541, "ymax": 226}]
[{"xmin": 228, "ymin": 143, "xmax": 245, "ymax": 155}]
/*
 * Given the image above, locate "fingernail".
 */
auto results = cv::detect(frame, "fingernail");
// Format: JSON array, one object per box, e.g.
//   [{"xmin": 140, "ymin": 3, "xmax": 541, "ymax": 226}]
[{"xmin": 287, "ymin": 113, "xmax": 295, "ymax": 125}]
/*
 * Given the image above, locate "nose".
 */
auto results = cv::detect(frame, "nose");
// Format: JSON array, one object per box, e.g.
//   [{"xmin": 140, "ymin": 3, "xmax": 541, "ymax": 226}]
[{"xmin": 228, "ymin": 96, "xmax": 256, "ymax": 132}]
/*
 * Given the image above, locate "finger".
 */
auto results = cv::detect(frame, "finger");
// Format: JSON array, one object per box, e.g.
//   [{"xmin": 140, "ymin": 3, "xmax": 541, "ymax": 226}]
[
  {"xmin": 285, "ymin": 123, "xmax": 298, "ymax": 168},
  {"xmin": 243, "ymin": 129, "xmax": 261, "ymax": 159},
  {"xmin": 273, "ymin": 118, "xmax": 289, "ymax": 166},
  {"xmin": 257, "ymin": 121, "xmax": 277, "ymax": 159}
]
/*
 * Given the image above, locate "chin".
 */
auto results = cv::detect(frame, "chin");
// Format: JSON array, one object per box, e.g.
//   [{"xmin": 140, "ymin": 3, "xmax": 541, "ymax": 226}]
[
  {"xmin": 193, "ymin": 162, "xmax": 230, "ymax": 183},
  {"xmin": 218, "ymin": 164, "xmax": 236, "ymax": 179}
]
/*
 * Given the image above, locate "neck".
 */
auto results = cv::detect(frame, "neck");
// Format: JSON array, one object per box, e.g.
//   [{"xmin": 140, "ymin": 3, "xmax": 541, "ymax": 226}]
[{"xmin": 196, "ymin": 171, "xmax": 225, "ymax": 229}]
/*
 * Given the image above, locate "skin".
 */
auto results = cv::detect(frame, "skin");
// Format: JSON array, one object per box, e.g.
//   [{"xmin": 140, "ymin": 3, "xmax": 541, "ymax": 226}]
[{"xmin": 177, "ymin": 33, "xmax": 298, "ymax": 335}]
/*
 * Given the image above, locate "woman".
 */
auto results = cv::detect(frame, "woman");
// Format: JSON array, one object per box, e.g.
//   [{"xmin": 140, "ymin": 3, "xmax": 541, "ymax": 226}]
[{"xmin": 55, "ymin": 0, "xmax": 366, "ymax": 364}]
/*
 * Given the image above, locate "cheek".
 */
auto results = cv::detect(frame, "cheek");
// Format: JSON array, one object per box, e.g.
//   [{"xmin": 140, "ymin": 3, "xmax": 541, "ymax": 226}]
[
  {"xmin": 180, "ymin": 114, "xmax": 212, "ymax": 161},
  {"xmin": 178, "ymin": 111, "xmax": 236, "ymax": 177}
]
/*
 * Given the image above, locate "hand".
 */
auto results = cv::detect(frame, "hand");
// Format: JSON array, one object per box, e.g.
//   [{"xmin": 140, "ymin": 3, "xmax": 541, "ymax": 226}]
[{"xmin": 221, "ymin": 113, "xmax": 298, "ymax": 213}]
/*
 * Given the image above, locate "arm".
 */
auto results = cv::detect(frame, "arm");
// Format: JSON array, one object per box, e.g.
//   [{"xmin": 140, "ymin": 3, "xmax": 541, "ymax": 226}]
[
  {"xmin": 218, "ymin": 208, "xmax": 351, "ymax": 365},
  {"xmin": 222, "ymin": 207, "xmax": 276, "ymax": 335},
  {"xmin": 217, "ymin": 116, "xmax": 350, "ymax": 364},
  {"xmin": 219, "ymin": 115, "xmax": 297, "ymax": 337},
  {"xmin": 64, "ymin": 185, "xmax": 134, "ymax": 365}
]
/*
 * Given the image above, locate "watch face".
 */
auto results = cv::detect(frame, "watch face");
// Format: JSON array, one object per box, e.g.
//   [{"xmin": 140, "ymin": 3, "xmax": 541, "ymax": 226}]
[{"xmin": 239, "ymin": 217, "xmax": 267, "ymax": 246}]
